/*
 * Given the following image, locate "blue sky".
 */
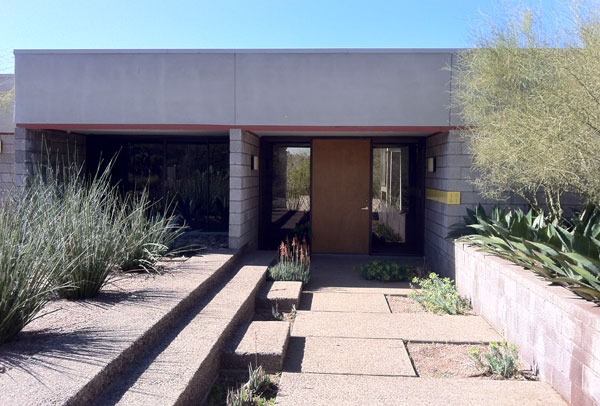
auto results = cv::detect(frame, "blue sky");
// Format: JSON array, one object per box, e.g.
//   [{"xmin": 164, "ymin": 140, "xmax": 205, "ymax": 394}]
[{"xmin": 0, "ymin": 0, "xmax": 570, "ymax": 73}]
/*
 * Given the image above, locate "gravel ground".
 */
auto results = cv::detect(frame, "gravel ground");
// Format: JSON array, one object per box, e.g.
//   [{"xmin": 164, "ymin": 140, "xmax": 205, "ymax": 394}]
[
  {"xmin": 386, "ymin": 295, "xmax": 427, "ymax": 313},
  {"xmin": 0, "ymin": 251, "xmax": 232, "ymax": 377},
  {"xmin": 407, "ymin": 343, "xmax": 488, "ymax": 378}
]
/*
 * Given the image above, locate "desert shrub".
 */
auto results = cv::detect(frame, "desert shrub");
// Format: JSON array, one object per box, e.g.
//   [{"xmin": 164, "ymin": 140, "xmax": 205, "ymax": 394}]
[
  {"xmin": 268, "ymin": 236, "xmax": 310, "ymax": 284},
  {"xmin": 0, "ymin": 185, "xmax": 70, "ymax": 344},
  {"xmin": 359, "ymin": 259, "xmax": 414, "ymax": 282},
  {"xmin": 245, "ymin": 364, "xmax": 273, "ymax": 397},
  {"xmin": 409, "ymin": 273, "xmax": 471, "ymax": 315},
  {"xmin": 470, "ymin": 342, "xmax": 520, "ymax": 379},
  {"xmin": 226, "ymin": 386, "xmax": 255, "ymax": 406},
  {"xmin": 48, "ymin": 163, "xmax": 127, "ymax": 299},
  {"xmin": 452, "ymin": 205, "xmax": 600, "ymax": 304},
  {"xmin": 119, "ymin": 191, "xmax": 185, "ymax": 272}
]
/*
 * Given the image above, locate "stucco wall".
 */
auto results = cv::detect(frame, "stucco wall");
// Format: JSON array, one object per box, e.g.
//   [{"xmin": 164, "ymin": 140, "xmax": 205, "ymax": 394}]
[
  {"xmin": 229, "ymin": 129, "xmax": 259, "ymax": 249},
  {"xmin": 455, "ymin": 242, "xmax": 600, "ymax": 405},
  {"xmin": 14, "ymin": 50, "xmax": 455, "ymax": 127}
]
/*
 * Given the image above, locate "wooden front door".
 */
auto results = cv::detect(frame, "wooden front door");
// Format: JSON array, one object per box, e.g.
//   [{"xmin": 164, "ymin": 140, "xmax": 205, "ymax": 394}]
[{"xmin": 312, "ymin": 138, "xmax": 371, "ymax": 254}]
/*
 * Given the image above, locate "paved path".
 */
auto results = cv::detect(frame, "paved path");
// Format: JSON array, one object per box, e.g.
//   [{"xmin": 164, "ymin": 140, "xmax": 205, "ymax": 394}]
[{"xmin": 275, "ymin": 254, "xmax": 567, "ymax": 406}]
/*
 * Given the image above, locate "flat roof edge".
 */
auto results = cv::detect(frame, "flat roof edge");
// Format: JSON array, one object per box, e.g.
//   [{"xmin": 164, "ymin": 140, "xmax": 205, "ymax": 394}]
[{"xmin": 14, "ymin": 48, "xmax": 461, "ymax": 55}]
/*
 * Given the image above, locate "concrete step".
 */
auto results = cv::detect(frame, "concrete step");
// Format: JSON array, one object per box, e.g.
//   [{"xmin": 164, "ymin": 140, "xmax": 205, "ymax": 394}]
[
  {"xmin": 222, "ymin": 321, "xmax": 291, "ymax": 373},
  {"xmin": 0, "ymin": 251, "xmax": 240, "ymax": 406},
  {"xmin": 92, "ymin": 250, "xmax": 275, "ymax": 406},
  {"xmin": 257, "ymin": 281, "xmax": 303, "ymax": 312}
]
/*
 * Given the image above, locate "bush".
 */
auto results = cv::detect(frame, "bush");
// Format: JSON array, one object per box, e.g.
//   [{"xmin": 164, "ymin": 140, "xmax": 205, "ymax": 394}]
[
  {"xmin": 119, "ymin": 192, "xmax": 185, "ymax": 272},
  {"xmin": 470, "ymin": 341, "xmax": 520, "ymax": 379},
  {"xmin": 0, "ymin": 185, "xmax": 70, "ymax": 344},
  {"xmin": 359, "ymin": 259, "xmax": 414, "ymax": 282},
  {"xmin": 452, "ymin": 205, "xmax": 600, "ymax": 305},
  {"xmin": 268, "ymin": 236, "xmax": 310, "ymax": 284},
  {"xmin": 409, "ymin": 273, "xmax": 471, "ymax": 315}
]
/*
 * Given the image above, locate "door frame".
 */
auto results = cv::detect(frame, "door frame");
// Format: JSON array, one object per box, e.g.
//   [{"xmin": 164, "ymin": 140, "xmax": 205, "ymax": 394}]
[{"xmin": 258, "ymin": 135, "xmax": 425, "ymax": 255}]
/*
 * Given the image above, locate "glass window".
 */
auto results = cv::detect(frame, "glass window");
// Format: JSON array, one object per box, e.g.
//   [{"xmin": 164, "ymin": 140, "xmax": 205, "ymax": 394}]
[
  {"xmin": 372, "ymin": 147, "xmax": 410, "ymax": 252},
  {"xmin": 270, "ymin": 146, "xmax": 311, "ymax": 247}
]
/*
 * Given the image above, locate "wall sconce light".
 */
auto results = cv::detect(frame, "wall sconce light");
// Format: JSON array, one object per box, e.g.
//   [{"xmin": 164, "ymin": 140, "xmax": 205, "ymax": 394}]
[
  {"xmin": 427, "ymin": 157, "xmax": 436, "ymax": 173},
  {"xmin": 251, "ymin": 155, "xmax": 259, "ymax": 171}
]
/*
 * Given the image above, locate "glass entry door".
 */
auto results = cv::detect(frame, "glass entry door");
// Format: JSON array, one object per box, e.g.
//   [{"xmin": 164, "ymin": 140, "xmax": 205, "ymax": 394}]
[{"xmin": 371, "ymin": 145, "xmax": 422, "ymax": 254}]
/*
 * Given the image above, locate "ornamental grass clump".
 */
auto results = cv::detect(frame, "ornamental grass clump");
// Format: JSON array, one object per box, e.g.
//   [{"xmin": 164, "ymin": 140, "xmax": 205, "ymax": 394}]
[
  {"xmin": 268, "ymin": 236, "xmax": 311, "ymax": 284},
  {"xmin": 49, "ymin": 162, "xmax": 127, "ymax": 299},
  {"xmin": 0, "ymin": 185, "xmax": 70, "ymax": 344},
  {"xmin": 470, "ymin": 341, "xmax": 520, "ymax": 379},
  {"xmin": 409, "ymin": 273, "xmax": 471, "ymax": 315},
  {"xmin": 119, "ymin": 191, "xmax": 185, "ymax": 273}
]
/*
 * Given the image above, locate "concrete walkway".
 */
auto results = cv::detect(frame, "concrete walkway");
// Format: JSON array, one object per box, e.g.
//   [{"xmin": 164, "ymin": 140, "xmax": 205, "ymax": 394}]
[{"xmin": 275, "ymin": 254, "xmax": 567, "ymax": 406}]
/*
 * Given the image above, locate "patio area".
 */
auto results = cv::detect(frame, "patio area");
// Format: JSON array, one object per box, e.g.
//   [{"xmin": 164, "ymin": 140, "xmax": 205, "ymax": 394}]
[{"xmin": 275, "ymin": 254, "xmax": 567, "ymax": 405}]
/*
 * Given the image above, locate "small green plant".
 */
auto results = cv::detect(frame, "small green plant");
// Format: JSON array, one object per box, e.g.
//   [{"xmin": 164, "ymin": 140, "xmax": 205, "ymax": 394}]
[
  {"xmin": 226, "ymin": 386, "xmax": 255, "ymax": 406},
  {"xmin": 245, "ymin": 364, "xmax": 273, "ymax": 397},
  {"xmin": 268, "ymin": 236, "xmax": 310, "ymax": 284},
  {"xmin": 470, "ymin": 342, "xmax": 520, "ymax": 379},
  {"xmin": 359, "ymin": 259, "xmax": 415, "ymax": 282},
  {"xmin": 271, "ymin": 303, "xmax": 283, "ymax": 321},
  {"xmin": 409, "ymin": 273, "xmax": 471, "ymax": 315}
]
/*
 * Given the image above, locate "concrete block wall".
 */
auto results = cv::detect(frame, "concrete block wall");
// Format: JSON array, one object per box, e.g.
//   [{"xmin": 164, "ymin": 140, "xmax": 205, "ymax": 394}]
[
  {"xmin": 14, "ymin": 128, "xmax": 86, "ymax": 187},
  {"xmin": 229, "ymin": 129, "xmax": 260, "ymax": 250},
  {"xmin": 0, "ymin": 133, "xmax": 14, "ymax": 198},
  {"xmin": 424, "ymin": 131, "xmax": 477, "ymax": 277},
  {"xmin": 455, "ymin": 242, "xmax": 600, "ymax": 405},
  {"xmin": 424, "ymin": 131, "xmax": 585, "ymax": 278}
]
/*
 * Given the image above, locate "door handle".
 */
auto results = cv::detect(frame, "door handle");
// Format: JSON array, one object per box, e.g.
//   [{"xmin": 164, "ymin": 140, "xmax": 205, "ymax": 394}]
[{"xmin": 361, "ymin": 206, "xmax": 369, "ymax": 211}]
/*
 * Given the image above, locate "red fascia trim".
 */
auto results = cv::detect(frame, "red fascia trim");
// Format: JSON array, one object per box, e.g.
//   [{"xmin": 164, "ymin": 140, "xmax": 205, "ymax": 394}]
[{"xmin": 16, "ymin": 123, "xmax": 465, "ymax": 133}]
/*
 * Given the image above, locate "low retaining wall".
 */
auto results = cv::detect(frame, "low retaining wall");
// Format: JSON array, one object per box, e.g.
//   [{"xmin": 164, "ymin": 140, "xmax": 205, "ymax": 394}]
[{"xmin": 454, "ymin": 242, "xmax": 600, "ymax": 406}]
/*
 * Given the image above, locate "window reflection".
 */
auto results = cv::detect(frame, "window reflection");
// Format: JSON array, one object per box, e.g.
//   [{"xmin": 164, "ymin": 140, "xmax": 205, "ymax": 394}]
[
  {"xmin": 270, "ymin": 146, "xmax": 311, "ymax": 247},
  {"xmin": 372, "ymin": 147, "xmax": 409, "ymax": 252}
]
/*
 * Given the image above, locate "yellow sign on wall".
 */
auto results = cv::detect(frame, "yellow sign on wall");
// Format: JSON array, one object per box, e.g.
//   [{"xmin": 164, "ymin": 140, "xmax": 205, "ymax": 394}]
[{"xmin": 426, "ymin": 188, "xmax": 461, "ymax": 205}]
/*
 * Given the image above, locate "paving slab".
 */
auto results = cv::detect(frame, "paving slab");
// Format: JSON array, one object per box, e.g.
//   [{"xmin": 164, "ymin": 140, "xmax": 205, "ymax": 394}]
[
  {"xmin": 275, "ymin": 373, "xmax": 567, "ymax": 405},
  {"xmin": 291, "ymin": 311, "xmax": 502, "ymax": 343},
  {"xmin": 301, "ymin": 292, "xmax": 390, "ymax": 313},
  {"xmin": 304, "ymin": 254, "xmax": 419, "ymax": 295},
  {"xmin": 284, "ymin": 337, "xmax": 414, "ymax": 376},
  {"xmin": 223, "ymin": 321, "xmax": 291, "ymax": 372},
  {"xmin": 257, "ymin": 281, "xmax": 303, "ymax": 312}
]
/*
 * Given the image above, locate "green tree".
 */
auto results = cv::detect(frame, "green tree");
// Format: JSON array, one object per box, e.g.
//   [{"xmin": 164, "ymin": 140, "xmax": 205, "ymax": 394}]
[
  {"xmin": 453, "ymin": 4, "xmax": 600, "ymax": 221},
  {"xmin": 0, "ymin": 88, "xmax": 13, "ymax": 112}
]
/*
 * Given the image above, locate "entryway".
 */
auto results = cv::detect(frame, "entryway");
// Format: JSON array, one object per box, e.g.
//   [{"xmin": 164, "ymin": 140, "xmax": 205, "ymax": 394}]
[{"xmin": 259, "ymin": 136, "xmax": 424, "ymax": 255}]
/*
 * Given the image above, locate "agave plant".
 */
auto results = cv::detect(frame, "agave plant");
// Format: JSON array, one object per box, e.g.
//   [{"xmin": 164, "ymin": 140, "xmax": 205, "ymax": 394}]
[{"xmin": 451, "ymin": 205, "xmax": 600, "ymax": 304}]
